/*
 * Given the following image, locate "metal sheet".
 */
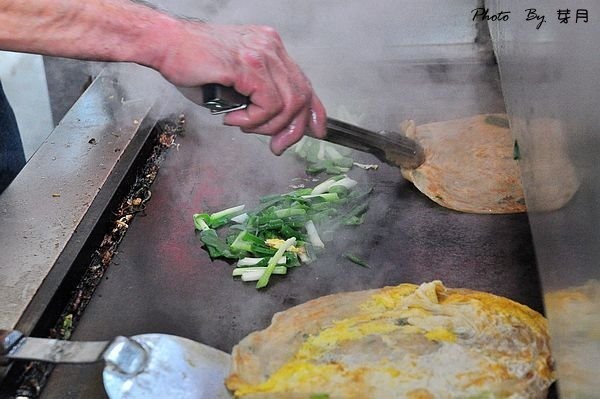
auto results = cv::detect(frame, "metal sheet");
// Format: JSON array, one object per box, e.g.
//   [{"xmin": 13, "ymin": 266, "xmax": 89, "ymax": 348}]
[
  {"xmin": 0, "ymin": 67, "xmax": 157, "ymax": 331},
  {"xmin": 489, "ymin": 1, "xmax": 600, "ymax": 396}
]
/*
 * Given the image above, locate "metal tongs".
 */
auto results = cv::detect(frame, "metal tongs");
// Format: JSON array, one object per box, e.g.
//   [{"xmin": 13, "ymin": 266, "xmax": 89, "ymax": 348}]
[
  {"xmin": 324, "ymin": 117, "xmax": 424, "ymax": 169},
  {"xmin": 1, "ymin": 329, "xmax": 231, "ymax": 398},
  {"xmin": 180, "ymin": 84, "xmax": 425, "ymax": 169}
]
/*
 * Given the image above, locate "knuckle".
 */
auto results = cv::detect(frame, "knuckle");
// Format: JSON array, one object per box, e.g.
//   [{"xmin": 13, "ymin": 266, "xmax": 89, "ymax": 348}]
[
  {"xmin": 240, "ymin": 49, "xmax": 265, "ymax": 70},
  {"xmin": 259, "ymin": 25, "xmax": 281, "ymax": 40},
  {"xmin": 269, "ymin": 99, "xmax": 285, "ymax": 117},
  {"xmin": 253, "ymin": 26, "xmax": 283, "ymax": 50},
  {"xmin": 289, "ymin": 93, "xmax": 309, "ymax": 110}
]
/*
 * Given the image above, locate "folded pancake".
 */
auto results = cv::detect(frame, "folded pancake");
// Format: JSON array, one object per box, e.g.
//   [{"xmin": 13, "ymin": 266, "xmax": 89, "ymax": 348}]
[
  {"xmin": 226, "ymin": 281, "xmax": 554, "ymax": 399},
  {"xmin": 400, "ymin": 114, "xmax": 526, "ymax": 214}
]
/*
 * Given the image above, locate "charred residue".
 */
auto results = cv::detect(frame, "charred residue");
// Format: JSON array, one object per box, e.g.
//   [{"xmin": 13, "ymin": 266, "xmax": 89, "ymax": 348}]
[{"xmin": 8, "ymin": 116, "xmax": 185, "ymax": 399}]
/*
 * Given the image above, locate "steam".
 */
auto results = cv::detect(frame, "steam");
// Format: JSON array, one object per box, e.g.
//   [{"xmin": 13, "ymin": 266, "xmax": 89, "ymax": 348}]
[
  {"xmin": 104, "ymin": 0, "xmax": 502, "ymax": 308},
  {"xmin": 111, "ymin": 0, "xmax": 501, "ymax": 278}
]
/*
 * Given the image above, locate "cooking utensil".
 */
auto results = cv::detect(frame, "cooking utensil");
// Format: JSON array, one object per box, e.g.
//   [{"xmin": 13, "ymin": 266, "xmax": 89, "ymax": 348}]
[
  {"xmin": 181, "ymin": 84, "xmax": 425, "ymax": 169},
  {"xmin": 0, "ymin": 330, "xmax": 232, "ymax": 399},
  {"xmin": 178, "ymin": 85, "xmax": 249, "ymax": 115},
  {"xmin": 324, "ymin": 117, "xmax": 425, "ymax": 169}
]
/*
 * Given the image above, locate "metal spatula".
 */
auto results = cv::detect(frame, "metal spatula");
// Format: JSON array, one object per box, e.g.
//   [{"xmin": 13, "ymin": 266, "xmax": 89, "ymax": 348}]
[
  {"xmin": 0, "ymin": 330, "xmax": 232, "ymax": 399},
  {"xmin": 181, "ymin": 84, "xmax": 425, "ymax": 169}
]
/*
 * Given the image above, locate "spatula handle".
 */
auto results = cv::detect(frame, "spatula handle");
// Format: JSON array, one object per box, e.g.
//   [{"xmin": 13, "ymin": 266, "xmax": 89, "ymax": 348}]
[{"xmin": 0, "ymin": 329, "xmax": 24, "ymax": 357}]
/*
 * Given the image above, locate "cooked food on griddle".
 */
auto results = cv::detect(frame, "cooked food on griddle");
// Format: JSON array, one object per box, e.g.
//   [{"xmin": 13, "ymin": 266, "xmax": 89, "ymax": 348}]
[
  {"xmin": 193, "ymin": 175, "xmax": 372, "ymax": 288},
  {"xmin": 507, "ymin": 117, "xmax": 579, "ymax": 213},
  {"xmin": 400, "ymin": 114, "xmax": 527, "ymax": 214},
  {"xmin": 226, "ymin": 281, "xmax": 554, "ymax": 399}
]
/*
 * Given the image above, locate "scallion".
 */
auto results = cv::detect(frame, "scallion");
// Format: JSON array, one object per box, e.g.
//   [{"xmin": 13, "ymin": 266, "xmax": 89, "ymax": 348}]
[{"xmin": 256, "ymin": 237, "xmax": 296, "ymax": 289}]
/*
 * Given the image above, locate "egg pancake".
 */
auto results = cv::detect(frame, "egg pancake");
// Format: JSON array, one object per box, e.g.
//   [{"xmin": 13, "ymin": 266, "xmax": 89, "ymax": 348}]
[
  {"xmin": 226, "ymin": 281, "xmax": 554, "ymax": 398},
  {"xmin": 400, "ymin": 114, "xmax": 526, "ymax": 214}
]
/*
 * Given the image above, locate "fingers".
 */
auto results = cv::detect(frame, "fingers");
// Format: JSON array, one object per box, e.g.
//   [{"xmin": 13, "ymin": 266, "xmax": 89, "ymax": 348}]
[
  {"xmin": 308, "ymin": 95, "xmax": 327, "ymax": 139},
  {"xmin": 222, "ymin": 49, "xmax": 283, "ymax": 128},
  {"xmin": 269, "ymin": 107, "xmax": 310, "ymax": 155},
  {"xmin": 219, "ymin": 26, "xmax": 326, "ymax": 154},
  {"xmin": 224, "ymin": 45, "xmax": 308, "ymax": 133}
]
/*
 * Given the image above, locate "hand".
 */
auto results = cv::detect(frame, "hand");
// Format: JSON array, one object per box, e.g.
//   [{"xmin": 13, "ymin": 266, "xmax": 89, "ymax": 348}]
[{"xmin": 156, "ymin": 22, "xmax": 327, "ymax": 155}]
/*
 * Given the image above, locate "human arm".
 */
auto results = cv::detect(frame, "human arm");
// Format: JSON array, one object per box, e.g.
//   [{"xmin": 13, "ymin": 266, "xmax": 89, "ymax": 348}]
[{"xmin": 0, "ymin": 0, "xmax": 326, "ymax": 154}]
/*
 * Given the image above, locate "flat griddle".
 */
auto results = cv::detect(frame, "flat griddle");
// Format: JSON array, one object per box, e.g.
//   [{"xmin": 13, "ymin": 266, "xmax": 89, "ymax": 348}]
[
  {"xmin": 39, "ymin": 119, "xmax": 544, "ymax": 397},
  {"xmin": 31, "ymin": 36, "xmax": 554, "ymax": 396}
]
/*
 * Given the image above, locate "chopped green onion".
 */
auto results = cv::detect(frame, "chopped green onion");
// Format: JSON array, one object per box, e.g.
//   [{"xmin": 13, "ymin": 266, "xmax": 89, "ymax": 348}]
[
  {"xmin": 193, "ymin": 213, "xmax": 210, "ymax": 231},
  {"xmin": 274, "ymin": 208, "xmax": 307, "ymax": 218},
  {"xmin": 256, "ymin": 237, "xmax": 296, "ymax": 289},
  {"xmin": 285, "ymin": 251, "xmax": 302, "ymax": 266},
  {"xmin": 211, "ymin": 204, "xmax": 245, "ymax": 220},
  {"xmin": 332, "ymin": 156, "xmax": 354, "ymax": 168},
  {"xmin": 317, "ymin": 141, "xmax": 326, "ymax": 160},
  {"xmin": 301, "ymin": 193, "xmax": 340, "ymax": 202},
  {"xmin": 311, "ymin": 175, "xmax": 345, "ymax": 195},
  {"xmin": 199, "ymin": 229, "xmax": 237, "ymax": 259},
  {"xmin": 328, "ymin": 185, "xmax": 349, "ymax": 197},
  {"xmin": 343, "ymin": 214, "xmax": 366, "ymax": 225},
  {"xmin": 236, "ymin": 257, "xmax": 286, "ymax": 267},
  {"xmin": 193, "ymin": 169, "xmax": 373, "ymax": 288},
  {"xmin": 230, "ymin": 230, "xmax": 275, "ymax": 256},
  {"xmin": 231, "ymin": 213, "xmax": 249, "ymax": 223},
  {"xmin": 329, "ymin": 176, "xmax": 358, "ymax": 191},
  {"xmin": 344, "ymin": 253, "xmax": 370, "ymax": 268},
  {"xmin": 294, "ymin": 137, "xmax": 307, "ymax": 154},
  {"xmin": 208, "ymin": 204, "xmax": 245, "ymax": 228},
  {"xmin": 232, "ymin": 266, "xmax": 287, "ymax": 277},
  {"xmin": 305, "ymin": 220, "xmax": 325, "ymax": 249},
  {"xmin": 324, "ymin": 145, "xmax": 343, "ymax": 160}
]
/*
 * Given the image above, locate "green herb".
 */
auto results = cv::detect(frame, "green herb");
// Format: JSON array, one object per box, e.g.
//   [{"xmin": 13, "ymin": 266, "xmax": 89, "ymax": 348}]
[
  {"xmin": 232, "ymin": 266, "xmax": 288, "ymax": 280},
  {"xmin": 230, "ymin": 230, "xmax": 275, "ymax": 257},
  {"xmin": 192, "ymin": 175, "xmax": 372, "ymax": 288},
  {"xmin": 257, "ymin": 237, "xmax": 296, "ymax": 289},
  {"xmin": 193, "ymin": 204, "xmax": 245, "ymax": 230},
  {"xmin": 199, "ymin": 229, "xmax": 237, "ymax": 259},
  {"xmin": 310, "ymin": 394, "xmax": 330, "ymax": 399},
  {"xmin": 344, "ymin": 253, "xmax": 370, "ymax": 268},
  {"xmin": 294, "ymin": 137, "xmax": 356, "ymax": 176},
  {"xmin": 484, "ymin": 115, "xmax": 510, "ymax": 128}
]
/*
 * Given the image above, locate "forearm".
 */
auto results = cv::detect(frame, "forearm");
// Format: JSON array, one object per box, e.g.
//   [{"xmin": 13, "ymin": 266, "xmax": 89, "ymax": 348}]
[
  {"xmin": 0, "ymin": 0, "xmax": 177, "ymax": 69},
  {"xmin": 0, "ymin": 0, "xmax": 327, "ymax": 154}
]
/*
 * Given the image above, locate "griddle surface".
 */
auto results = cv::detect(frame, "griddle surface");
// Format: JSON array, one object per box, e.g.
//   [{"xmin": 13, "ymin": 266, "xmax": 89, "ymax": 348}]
[
  {"xmin": 41, "ymin": 119, "xmax": 543, "ymax": 398},
  {"xmin": 41, "ymin": 57, "xmax": 546, "ymax": 397}
]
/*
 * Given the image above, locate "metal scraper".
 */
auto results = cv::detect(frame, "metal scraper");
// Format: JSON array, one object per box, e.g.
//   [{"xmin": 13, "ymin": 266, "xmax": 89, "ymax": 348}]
[
  {"xmin": 181, "ymin": 84, "xmax": 425, "ymax": 169},
  {"xmin": 0, "ymin": 330, "xmax": 232, "ymax": 399}
]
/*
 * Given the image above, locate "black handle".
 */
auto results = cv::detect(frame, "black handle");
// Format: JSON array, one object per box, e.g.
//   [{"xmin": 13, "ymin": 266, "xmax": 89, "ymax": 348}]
[
  {"xmin": 201, "ymin": 84, "xmax": 249, "ymax": 114},
  {"xmin": 177, "ymin": 84, "xmax": 249, "ymax": 115}
]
